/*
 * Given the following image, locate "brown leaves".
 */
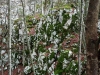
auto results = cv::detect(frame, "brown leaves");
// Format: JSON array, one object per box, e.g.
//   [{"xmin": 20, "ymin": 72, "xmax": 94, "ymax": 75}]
[
  {"xmin": 28, "ymin": 28, "xmax": 36, "ymax": 35},
  {"xmin": 34, "ymin": 13, "xmax": 41, "ymax": 20},
  {"xmin": 45, "ymin": 43, "xmax": 54, "ymax": 49},
  {"xmin": 62, "ymin": 33, "xmax": 79, "ymax": 49},
  {"xmin": 69, "ymin": 33, "xmax": 79, "ymax": 46}
]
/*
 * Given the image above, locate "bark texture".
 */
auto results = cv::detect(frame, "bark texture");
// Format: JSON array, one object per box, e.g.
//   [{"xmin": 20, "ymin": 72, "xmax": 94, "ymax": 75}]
[{"xmin": 86, "ymin": 0, "xmax": 100, "ymax": 75}]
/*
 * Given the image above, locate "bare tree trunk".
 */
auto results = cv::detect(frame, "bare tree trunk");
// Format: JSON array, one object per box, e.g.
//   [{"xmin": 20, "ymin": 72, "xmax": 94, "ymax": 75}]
[
  {"xmin": 8, "ymin": 0, "xmax": 12, "ymax": 75},
  {"xmin": 86, "ymin": 0, "xmax": 100, "ymax": 75}
]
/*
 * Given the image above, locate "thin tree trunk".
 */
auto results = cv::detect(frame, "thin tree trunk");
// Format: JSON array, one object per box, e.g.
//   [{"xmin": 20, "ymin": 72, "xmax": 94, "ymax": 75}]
[
  {"xmin": 21, "ymin": 0, "xmax": 35, "ymax": 74},
  {"xmin": 8, "ymin": 0, "xmax": 12, "ymax": 75},
  {"xmin": 86, "ymin": 0, "xmax": 100, "ymax": 75}
]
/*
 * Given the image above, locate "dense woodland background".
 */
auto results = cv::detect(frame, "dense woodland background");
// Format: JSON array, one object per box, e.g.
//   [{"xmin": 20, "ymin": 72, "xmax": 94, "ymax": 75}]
[{"xmin": 0, "ymin": 0, "xmax": 100, "ymax": 75}]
